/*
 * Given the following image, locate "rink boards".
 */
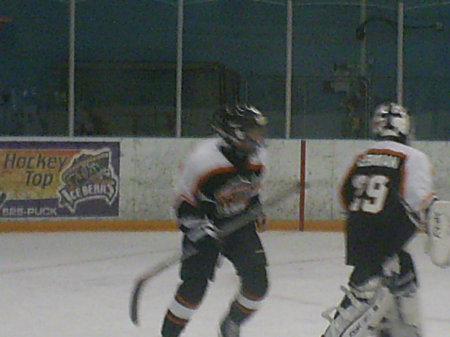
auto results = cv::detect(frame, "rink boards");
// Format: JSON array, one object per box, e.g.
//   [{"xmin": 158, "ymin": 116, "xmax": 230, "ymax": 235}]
[
  {"xmin": 0, "ymin": 219, "xmax": 345, "ymax": 232},
  {"xmin": 0, "ymin": 137, "xmax": 448, "ymax": 232}
]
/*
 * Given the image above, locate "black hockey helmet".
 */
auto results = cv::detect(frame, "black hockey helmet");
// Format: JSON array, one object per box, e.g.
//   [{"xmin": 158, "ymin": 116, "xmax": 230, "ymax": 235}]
[{"xmin": 212, "ymin": 104, "xmax": 268, "ymax": 153}]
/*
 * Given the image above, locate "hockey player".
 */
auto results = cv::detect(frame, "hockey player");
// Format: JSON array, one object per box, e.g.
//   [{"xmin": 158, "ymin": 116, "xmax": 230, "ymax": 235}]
[
  {"xmin": 320, "ymin": 102, "xmax": 438, "ymax": 337},
  {"xmin": 160, "ymin": 104, "xmax": 269, "ymax": 337}
]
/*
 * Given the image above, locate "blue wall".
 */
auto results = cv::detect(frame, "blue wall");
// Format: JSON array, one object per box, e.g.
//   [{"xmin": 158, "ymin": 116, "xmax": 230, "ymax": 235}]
[{"xmin": 0, "ymin": 1, "xmax": 448, "ymax": 138}]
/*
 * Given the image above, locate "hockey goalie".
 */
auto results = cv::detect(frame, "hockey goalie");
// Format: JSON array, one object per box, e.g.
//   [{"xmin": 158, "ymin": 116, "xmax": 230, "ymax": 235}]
[{"xmin": 319, "ymin": 102, "xmax": 449, "ymax": 337}]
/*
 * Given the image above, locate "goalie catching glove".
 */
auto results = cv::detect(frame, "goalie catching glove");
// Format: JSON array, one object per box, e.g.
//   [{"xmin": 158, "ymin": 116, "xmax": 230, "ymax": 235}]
[{"xmin": 426, "ymin": 200, "xmax": 450, "ymax": 268}]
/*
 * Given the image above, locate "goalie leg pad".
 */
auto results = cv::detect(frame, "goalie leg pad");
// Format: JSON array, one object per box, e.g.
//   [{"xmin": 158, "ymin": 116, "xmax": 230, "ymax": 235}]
[
  {"xmin": 375, "ymin": 252, "xmax": 422, "ymax": 337},
  {"xmin": 391, "ymin": 251, "xmax": 421, "ymax": 328},
  {"xmin": 427, "ymin": 200, "xmax": 450, "ymax": 268},
  {"xmin": 377, "ymin": 287, "xmax": 422, "ymax": 337},
  {"xmin": 322, "ymin": 277, "xmax": 394, "ymax": 337}
]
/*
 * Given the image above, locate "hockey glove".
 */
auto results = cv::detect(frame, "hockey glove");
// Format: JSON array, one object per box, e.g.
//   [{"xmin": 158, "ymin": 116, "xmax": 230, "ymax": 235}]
[
  {"xmin": 186, "ymin": 221, "xmax": 222, "ymax": 251},
  {"xmin": 256, "ymin": 214, "xmax": 268, "ymax": 232}
]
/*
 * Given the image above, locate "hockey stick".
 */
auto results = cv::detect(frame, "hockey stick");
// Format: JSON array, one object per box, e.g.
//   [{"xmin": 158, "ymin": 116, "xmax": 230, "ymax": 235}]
[
  {"xmin": 0, "ymin": 192, "xmax": 6, "ymax": 207},
  {"xmin": 129, "ymin": 181, "xmax": 302, "ymax": 325}
]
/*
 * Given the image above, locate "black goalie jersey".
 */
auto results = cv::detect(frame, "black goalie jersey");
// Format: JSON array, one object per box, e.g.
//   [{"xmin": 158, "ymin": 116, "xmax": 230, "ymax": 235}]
[
  {"xmin": 174, "ymin": 137, "xmax": 267, "ymax": 234},
  {"xmin": 340, "ymin": 140, "xmax": 435, "ymax": 268}
]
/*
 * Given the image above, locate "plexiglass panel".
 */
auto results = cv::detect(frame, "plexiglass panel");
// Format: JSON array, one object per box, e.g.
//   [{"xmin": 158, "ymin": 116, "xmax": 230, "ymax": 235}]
[
  {"xmin": 182, "ymin": 1, "xmax": 286, "ymax": 138},
  {"xmin": 74, "ymin": 0, "xmax": 177, "ymax": 136},
  {"xmin": 0, "ymin": 0, "xmax": 69, "ymax": 135},
  {"xmin": 0, "ymin": 0, "xmax": 448, "ymax": 139},
  {"xmin": 291, "ymin": 3, "xmax": 368, "ymax": 139}
]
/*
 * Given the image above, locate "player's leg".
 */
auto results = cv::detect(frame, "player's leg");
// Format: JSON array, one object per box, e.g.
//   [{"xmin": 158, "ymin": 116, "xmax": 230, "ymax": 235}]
[
  {"xmin": 219, "ymin": 225, "xmax": 269, "ymax": 337},
  {"xmin": 376, "ymin": 251, "xmax": 422, "ymax": 337},
  {"xmin": 321, "ymin": 266, "xmax": 394, "ymax": 337},
  {"xmin": 161, "ymin": 236, "xmax": 221, "ymax": 337}
]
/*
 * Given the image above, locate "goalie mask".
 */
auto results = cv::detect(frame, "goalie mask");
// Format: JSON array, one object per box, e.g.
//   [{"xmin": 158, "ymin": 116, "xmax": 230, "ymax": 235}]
[
  {"xmin": 372, "ymin": 102, "xmax": 411, "ymax": 143},
  {"xmin": 212, "ymin": 104, "xmax": 268, "ymax": 154}
]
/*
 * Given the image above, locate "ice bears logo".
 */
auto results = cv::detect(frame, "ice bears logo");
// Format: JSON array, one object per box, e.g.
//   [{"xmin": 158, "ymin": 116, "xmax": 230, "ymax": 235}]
[
  {"xmin": 215, "ymin": 174, "xmax": 261, "ymax": 217},
  {"xmin": 58, "ymin": 150, "xmax": 118, "ymax": 213}
]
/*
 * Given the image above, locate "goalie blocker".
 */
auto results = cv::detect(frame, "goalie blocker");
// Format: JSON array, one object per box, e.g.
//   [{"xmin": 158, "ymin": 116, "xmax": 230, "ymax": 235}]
[{"xmin": 427, "ymin": 200, "xmax": 450, "ymax": 268}]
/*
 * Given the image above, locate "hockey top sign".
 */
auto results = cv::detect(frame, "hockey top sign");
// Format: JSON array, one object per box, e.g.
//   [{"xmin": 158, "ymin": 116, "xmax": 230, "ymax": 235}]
[{"xmin": 0, "ymin": 141, "xmax": 120, "ymax": 218}]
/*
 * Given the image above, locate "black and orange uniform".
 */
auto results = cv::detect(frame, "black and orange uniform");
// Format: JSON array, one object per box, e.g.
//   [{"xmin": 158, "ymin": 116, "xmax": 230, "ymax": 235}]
[
  {"xmin": 340, "ymin": 140, "xmax": 434, "ymax": 275},
  {"xmin": 161, "ymin": 137, "xmax": 269, "ymax": 337}
]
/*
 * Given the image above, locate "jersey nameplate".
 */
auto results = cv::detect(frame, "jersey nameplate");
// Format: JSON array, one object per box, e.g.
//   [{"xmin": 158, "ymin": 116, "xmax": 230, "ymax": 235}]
[{"xmin": 356, "ymin": 154, "xmax": 401, "ymax": 169}]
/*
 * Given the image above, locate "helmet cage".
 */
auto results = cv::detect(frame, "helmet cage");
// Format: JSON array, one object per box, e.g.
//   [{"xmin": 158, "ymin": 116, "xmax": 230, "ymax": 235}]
[{"xmin": 372, "ymin": 102, "xmax": 411, "ymax": 140}]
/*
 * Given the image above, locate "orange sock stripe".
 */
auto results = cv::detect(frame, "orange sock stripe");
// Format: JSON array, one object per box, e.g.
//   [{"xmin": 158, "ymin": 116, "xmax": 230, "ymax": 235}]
[
  {"xmin": 175, "ymin": 293, "xmax": 198, "ymax": 309},
  {"xmin": 235, "ymin": 301, "xmax": 256, "ymax": 315},
  {"xmin": 242, "ymin": 290, "xmax": 264, "ymax": 301},
  {"xmin": 166, "ymin": 311, "xmax": 189, "ymax": 326}
]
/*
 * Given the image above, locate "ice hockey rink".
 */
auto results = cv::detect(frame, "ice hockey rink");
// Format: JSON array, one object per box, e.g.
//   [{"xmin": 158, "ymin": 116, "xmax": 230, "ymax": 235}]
[{"xmin": 1, "ymin": 231, "xmax": 449, "ymax": 337}]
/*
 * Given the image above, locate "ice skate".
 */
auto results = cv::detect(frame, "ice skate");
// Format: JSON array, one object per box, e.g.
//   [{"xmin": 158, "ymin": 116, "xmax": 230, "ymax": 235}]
[{"xmin": 218, "ymin": 316, "xmax": 240, "ymax": 337}]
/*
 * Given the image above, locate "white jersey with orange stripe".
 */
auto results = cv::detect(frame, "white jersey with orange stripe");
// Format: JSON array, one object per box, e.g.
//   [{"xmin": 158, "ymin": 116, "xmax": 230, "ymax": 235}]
[
  {"xmin": 340, "ymin": 140, "xmax": 434, "ymax": 226},
  {"xmin": 174, "ymin": 137, "xmax": 267, "ymax": 231},
  {"xmin": 339, "ymin": 139, "xmax": 436, "ymax": 268},
  {"xmin": 368, "ymin": 140, "xmax": 435, "ymax": 221}
]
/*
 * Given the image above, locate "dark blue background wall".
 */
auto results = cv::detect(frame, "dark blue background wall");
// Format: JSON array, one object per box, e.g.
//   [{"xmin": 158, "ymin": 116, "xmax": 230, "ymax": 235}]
[{"xmin": 0, "ymin": 1, "xmax": 448, "ymax": 138}]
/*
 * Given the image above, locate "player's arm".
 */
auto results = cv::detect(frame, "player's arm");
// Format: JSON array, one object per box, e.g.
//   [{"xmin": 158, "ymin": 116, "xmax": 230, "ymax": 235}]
[
  {"xmin": 404, "ymin": 152, "xmax": 449, "ymax": 267},
  {"xmin": 173, "ymin": 154, "xmax": 222, "ymax": 246},
  {"xmin": 402, "ymin": 151, "xmax": 435, "ymax": 226}
]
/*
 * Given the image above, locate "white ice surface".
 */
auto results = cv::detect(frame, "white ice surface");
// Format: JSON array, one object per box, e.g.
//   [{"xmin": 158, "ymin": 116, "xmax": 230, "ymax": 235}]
[{"xmin": 0, "ymin": 231, "xmax": 449, "ymax": 337}]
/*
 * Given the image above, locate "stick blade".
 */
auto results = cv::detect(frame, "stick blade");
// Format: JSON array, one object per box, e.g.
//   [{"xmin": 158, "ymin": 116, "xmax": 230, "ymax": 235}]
[{"xmin": 129, "ymin": 278, "xmax": 146, "ymax": 325}]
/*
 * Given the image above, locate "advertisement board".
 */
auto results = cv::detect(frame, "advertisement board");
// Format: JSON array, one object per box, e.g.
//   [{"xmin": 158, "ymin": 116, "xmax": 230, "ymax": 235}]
[{"xmin": 0, "ymin": 141, "xmax": 120, "ymax": 218}]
